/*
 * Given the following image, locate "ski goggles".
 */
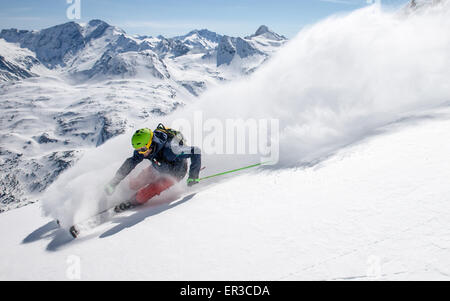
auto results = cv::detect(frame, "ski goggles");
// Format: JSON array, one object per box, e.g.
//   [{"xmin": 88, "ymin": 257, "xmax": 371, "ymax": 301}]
[{"xmin": 136, "ymin": 139, "xmax": 153, "ymax": 154}]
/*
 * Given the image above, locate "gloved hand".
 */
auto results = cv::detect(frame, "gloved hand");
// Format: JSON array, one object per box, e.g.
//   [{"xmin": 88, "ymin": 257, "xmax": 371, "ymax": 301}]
[
  {"xmin": 104, "ymin": 183, "xmax": 116, "ymax": 196},
  {"xmin": 187, "ymin": 178, "xmax": 200, "ymax": 187}
]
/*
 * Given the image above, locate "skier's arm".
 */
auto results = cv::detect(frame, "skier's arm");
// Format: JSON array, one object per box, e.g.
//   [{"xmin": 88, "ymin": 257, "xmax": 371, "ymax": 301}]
[
  {"xmin": 165, "ymin": 144, "xmax": 202, "ymax": 179},
  {"xmin": 109, "ymin": 151, "xmax": 144, "ymax": 187}
]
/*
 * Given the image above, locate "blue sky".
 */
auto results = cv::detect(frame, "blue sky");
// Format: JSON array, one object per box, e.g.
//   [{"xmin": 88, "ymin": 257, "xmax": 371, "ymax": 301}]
[{"xmin": 0, "ymin": 0, "xmax": 410, "ymax": 38}]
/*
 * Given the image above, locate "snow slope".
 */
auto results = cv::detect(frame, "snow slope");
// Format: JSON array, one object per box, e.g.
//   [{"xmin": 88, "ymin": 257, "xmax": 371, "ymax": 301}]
[
  {"xmin": 0, "ymin": 39, "xmax": 52, "ymax": 81},
  {"xmin": 0, "ymin": 111, "xmax": 449, "ymax": 280}
]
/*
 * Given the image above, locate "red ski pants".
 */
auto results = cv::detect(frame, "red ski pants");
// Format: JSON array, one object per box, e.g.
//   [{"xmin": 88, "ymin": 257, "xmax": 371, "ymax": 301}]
[{"xmin": 129, "ymin": 167, "xmax": 176, "ymax": 204}]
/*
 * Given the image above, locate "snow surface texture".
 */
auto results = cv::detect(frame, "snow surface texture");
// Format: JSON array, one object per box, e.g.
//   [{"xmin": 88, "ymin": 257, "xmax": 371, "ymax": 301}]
[
  {"xmin": 0, "ymin": 39, "xmax": 51, "ymax": 81},
  {"xmin": 0, "ymin": 21, "xmax": 286, "ymax": 212},
  {"xmin": 1, "ymin": 109, "xmax": 449, "ymax": 280}
]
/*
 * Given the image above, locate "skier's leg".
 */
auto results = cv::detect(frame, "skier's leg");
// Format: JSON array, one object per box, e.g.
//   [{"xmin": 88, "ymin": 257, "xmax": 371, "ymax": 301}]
[
  {"xmin": 129, "ymin": 166, "xmax": 158, "ymax": 191},
  {"xmin": 135, "ymin": 177, "xmax": 176, "ymax": 205}
]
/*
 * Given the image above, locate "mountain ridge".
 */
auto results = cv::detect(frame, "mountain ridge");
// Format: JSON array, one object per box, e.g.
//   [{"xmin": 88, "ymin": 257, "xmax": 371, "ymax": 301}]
[{"xmin": 0, "ymin": 20, "xmax": 287, "ymax": 77}]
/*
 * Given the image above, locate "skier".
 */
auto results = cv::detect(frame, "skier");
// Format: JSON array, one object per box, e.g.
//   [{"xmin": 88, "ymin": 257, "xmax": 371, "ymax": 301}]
[{"xmin": 104, "ymin": 125, "xmax": 201, "ymax": 212}]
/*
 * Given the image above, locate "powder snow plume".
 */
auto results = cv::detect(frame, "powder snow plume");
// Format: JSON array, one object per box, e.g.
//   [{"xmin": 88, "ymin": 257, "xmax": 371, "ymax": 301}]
[
  {"xmin": 42, "ymin": 2, "xmax": 450, "ymax": 223},
  {"xmin": 171, "ymin": 1, "xmax": 450, "ymax": 167}
]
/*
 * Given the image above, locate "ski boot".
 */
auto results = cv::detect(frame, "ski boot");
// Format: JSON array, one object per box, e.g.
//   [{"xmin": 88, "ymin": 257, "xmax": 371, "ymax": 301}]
[
  {"xmin": 69, "ymin": 225, "xmax": 80, "ymax": 238},
  {"xmin": 114, "ymin": 195, "xmax": 140, "ymax": 213},
  {"xmin": 114, "ymin": 201, "xmax": 133, "ymax": 213}
]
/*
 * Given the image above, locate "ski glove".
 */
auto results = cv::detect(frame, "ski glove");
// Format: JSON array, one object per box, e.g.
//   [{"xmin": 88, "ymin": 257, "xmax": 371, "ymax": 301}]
[
  {"xmin": 104, "ymin": 183, "xmax": 116, "ymax": 196},
  {"xmin": 187, "ymin": 178, "xmax": 200, "ymax": 187}
]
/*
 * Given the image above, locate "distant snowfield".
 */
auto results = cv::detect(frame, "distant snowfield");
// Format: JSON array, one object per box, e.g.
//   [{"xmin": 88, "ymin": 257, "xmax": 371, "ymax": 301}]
[{"xmin": 1, "ymin": 111, "xmax": 449, "ymax": 280}]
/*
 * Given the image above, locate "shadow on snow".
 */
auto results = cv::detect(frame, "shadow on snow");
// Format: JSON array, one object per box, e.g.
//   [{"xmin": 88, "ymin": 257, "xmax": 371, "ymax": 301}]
[{"xmin": 99, "ymin": 193, "xmax": 196, "ymax": 238}]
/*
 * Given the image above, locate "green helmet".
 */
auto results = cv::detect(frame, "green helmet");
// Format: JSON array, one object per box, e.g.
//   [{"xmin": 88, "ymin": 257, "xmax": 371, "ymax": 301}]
[{"xmin": 131, "ymin": 128, "xmax": 153, "ymax": 150}]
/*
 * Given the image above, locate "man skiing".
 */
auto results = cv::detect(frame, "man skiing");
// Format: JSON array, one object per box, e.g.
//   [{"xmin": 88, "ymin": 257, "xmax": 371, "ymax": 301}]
[{"xmin": 104, "ymin": 125, "xmax": 201, "ymax": 212}]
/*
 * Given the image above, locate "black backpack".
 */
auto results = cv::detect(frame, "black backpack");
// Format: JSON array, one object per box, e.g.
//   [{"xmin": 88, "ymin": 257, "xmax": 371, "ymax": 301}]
[{"xmin": 154, "ymin": 123, "xmax": 185, "ymax": 146}]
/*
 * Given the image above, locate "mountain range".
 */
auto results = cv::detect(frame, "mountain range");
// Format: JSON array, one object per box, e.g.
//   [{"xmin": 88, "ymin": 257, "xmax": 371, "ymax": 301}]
[{"xmin": 0, "ymin": 20, "xmax": 287, "ymax": 81}]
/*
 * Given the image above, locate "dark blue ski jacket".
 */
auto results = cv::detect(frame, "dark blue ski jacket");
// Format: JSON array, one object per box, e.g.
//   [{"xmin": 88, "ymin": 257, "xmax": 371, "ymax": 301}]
[{"xmin": 110, "ymin": 130, "xmax": 201, "ymax": 187}]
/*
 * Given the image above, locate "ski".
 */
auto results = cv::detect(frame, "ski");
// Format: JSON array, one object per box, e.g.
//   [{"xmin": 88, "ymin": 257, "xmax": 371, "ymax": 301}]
[
  {"xmin": 62, "ymin": 167, "xmax": 208, "ymax": 238},
  {"xmin": 68, "ymin": 201, "xmax": 137, "ymax": 238},
  {"xmin": 53, "ymin": 199, "xmax": 133, "ymax": 238}
]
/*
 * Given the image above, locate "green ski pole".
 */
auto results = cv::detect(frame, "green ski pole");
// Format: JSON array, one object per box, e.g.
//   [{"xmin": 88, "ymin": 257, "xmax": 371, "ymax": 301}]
[{"xmin": 198, "ymin": 161, "xmax": 273, "ymax": 182}]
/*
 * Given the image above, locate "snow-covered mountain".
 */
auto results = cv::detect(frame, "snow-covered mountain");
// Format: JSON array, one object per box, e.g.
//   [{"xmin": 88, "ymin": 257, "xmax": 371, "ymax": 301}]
[
  {"xmin": 0, "ymin": 20, "xmax": 286, "ymax": 80},
  {"xmin": 173, "ymin": 29, "xmax": 222, "ymax": 52},
  {"xmin": 246, "ymin": 25, "xmax": 287, "ymax": 41},
  {"xmin": 211, "ymin": 25, "xmax": 286, "ymax": 67},
  {"xmin": 0, "ymin": 21, "xmax": 287, "ymax": 212},
  {"xmin": 0, "ymin": 39, "xmax": 50, "ymax": 81}
]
